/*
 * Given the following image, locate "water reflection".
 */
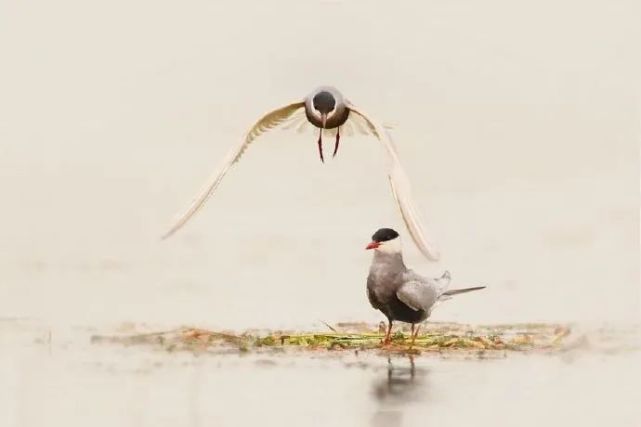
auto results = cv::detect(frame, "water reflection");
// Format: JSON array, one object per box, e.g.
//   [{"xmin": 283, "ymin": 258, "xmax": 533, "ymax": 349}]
[{"xmin": 370, "ymin": 356, "xmax": 429, "ymax": 427}]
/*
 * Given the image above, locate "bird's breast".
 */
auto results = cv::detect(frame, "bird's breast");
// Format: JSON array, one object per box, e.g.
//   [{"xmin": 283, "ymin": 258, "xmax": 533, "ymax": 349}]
[
  {"xmin": 367, "ymin": 266, "xmax": 403, "ymax": 303},
  {"xmin": 304, "ymin": 105, "xmax": 350, "ymax": 129}
]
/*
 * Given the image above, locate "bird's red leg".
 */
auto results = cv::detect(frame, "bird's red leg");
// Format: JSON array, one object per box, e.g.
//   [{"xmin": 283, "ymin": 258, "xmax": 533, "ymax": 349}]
[
  {"xmin": 383, "ymin": 320, "xmax": 393, "ymax": 345},
  {"xmin": 410, "ymin": 324, "xmax": 421, "ymax": 348},
  {"xmin": 317, "ymin": 129, "xmax": 324, "ymax": 163},
  {"xmin": 332, "ymin": 127, "xmax": 341, "ymax": 158}
]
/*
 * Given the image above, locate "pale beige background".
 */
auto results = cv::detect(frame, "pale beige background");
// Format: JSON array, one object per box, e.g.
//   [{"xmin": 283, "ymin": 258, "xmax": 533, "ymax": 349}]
[
  {"xmin": 1, "ymin": 0, "xmax": 639, "ymax": 330},
  {"xmin": 1, "ymin": 2, "xmax": 640, "ymax": 427}
]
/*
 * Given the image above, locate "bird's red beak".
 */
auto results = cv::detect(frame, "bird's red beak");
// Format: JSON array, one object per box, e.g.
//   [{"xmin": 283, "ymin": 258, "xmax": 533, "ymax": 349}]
[
  {"xmin": 321, "ymin": 113, "xmax": 327, "ymax": 129},
  {"xmin": 365, "ymin": 241, "xmax": 380, "ymax": 250}
]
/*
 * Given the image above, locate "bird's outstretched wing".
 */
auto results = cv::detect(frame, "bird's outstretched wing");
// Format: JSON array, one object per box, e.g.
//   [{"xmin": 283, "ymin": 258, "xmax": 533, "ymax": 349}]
[
  {"xmin": 281, "ymin": 107, "xmax": 311, "ymax": 133},
  {"xmin": 162, "ymin": 101, "xmax": 305, "ymax": 239},
  {"xmin": 347, "ymin": 104, "xmax": 440, "ymax": 261}
]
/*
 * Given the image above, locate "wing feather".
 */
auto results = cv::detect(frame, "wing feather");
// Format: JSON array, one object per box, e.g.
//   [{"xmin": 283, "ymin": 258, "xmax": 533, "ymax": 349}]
[
  {"xmin": 347, "ymin": 104, "xmax": 440, "ymax": 261},
  {"xmin": 341, "ymin": 120, "xmax": 355, "ymax": 137},
  {"xmin": 346, "ymin": 109, "xmax": 377, "ymax": 136},
  {"xmin": 295, "ymin": 119, "xmax": 311, "ymax": 133},
  {"xmin": 396, "ymin": 280, "xmax": 439, "ymax": 312},
  {"xmin": 281, "ymin": 107, "xmax": 309, "ymax": 131},
  {"xmin": 162, "ymin": 101, "xmax": 305, "ymax": 239}
]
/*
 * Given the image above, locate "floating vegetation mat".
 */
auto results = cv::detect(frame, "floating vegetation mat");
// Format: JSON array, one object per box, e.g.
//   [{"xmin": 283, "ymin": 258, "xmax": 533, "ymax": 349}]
[{"xmin": 90, "ymin": 322, "xmax": 573, "ymax": 356}]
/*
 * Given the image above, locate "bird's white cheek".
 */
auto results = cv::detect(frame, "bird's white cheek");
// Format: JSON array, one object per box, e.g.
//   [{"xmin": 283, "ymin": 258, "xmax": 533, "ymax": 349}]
[{"xmin": 377, "ymin": 240, "xmax": 402, "ymax": 254}]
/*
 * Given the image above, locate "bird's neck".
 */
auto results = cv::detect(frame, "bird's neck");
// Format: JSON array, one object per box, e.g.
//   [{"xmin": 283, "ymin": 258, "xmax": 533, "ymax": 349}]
[{"xmin": 372, "ymin": 251, "xmax": 405, "ymax": 270}]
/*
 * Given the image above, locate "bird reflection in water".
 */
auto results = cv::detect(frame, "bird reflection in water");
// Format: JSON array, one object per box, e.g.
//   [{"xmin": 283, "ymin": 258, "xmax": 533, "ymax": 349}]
[{"xmin": 370, "ymin": 355, "xmax": 429, "ymax": 427}]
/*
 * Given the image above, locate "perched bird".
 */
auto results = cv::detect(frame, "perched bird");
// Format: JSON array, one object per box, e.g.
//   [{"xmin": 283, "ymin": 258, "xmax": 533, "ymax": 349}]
[
  {"xmin": 366, "ymin": 228, "xmax": 485, "ymax": 345},
  {"xmin": 162, "ymin": 86, "xmax": 439, "ymax": 261}
]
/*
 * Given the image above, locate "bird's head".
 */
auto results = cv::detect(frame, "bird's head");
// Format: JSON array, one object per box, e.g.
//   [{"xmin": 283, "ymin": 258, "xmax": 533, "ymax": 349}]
[
  {"xmin": 366, "ymin": 228, "xmax": 401, "ymax": 254},
  {"xmin": 312, "ymin": 90, "xmax": 336, "ymax": 128}
]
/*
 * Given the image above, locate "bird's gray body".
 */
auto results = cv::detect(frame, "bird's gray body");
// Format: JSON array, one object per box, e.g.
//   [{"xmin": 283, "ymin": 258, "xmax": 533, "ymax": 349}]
[
  {"xmin": 367, "ymin": 251, "xmax": 445, "ymax": 324},
  {"xmin": 365, "ymin": 228, "xmax": 484, "ymax": 343}
]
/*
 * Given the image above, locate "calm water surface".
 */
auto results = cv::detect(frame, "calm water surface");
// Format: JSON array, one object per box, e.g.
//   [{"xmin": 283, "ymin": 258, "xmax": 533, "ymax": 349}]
[{"xmin": 2, "ymin": 320, "xmax": 639, "ymax": 427}]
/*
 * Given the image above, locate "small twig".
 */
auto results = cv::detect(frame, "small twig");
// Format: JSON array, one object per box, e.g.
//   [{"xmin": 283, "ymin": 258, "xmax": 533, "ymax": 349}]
[
  {"xmin": 320, "ymin": 321, "xmax": 338, "ymax": 333},
  {"xmin": 117, "ymin": 328, "xmax": 185, "ymax": 339}
]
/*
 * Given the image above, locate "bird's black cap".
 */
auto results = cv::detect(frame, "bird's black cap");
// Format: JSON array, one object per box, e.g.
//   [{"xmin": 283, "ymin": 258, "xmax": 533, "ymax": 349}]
[
  {"xmin": 312, "ymin": 91, "xmax": 336, "ymax": 113},
  {"xmin": 371, "ymin": 228, "xmax": 399, "ymax": 242}
]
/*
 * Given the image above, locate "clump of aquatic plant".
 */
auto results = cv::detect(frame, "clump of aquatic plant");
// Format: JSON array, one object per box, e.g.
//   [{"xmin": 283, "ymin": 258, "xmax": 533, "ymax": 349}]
[{"xmin": 91, "ymin": 322, "xmax": 571, "ymax": 356}]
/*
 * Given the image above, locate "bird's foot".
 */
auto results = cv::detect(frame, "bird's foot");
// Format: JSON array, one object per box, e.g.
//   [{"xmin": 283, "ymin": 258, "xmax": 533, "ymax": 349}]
[
  {"xmin": 332, "ymin": 128, "xmax": 340, "ymax": 158},
  {"xmin": 317, "ymin": 133, "xmax": 324, "ymax": 163},
  {"xmin": 381, "ymin": 334, "xmax": 394, "ymax": 347}
]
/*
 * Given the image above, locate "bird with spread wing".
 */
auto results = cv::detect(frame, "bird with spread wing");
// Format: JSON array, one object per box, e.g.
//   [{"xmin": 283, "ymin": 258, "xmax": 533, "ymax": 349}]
[{"xmin": 162, "ymin": 86, "xmax": 440, "ymax": 261}]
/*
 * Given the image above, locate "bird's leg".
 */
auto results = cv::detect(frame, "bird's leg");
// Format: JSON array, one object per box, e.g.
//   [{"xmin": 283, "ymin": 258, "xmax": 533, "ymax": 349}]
[
  {"xmin": 317, "ymin": 129, "xmax": 324, "ymax": 163},
  {"xmin": 332, "ymin": 127, "xmax": 341, "ymax": 158},
  {"xmin": 383, "ymin": 320, "xmax": 393, "ymax": 345},
  {"xmin": 410, "ymin": 324, "xmax": 421, "ymax": 348}
]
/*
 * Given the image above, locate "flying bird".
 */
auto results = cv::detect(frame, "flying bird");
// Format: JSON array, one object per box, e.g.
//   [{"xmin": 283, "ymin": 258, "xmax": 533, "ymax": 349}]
[
  {"xmin": 366, "ymin": 228, "xmax": 485, "ymax": 345},
  {"xmin": 162, "ymin": 86, "xmax": 439, "ymax": 261}
]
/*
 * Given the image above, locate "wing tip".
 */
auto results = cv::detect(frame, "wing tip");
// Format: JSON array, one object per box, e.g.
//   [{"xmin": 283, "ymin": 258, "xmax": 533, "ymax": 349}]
[
  {"xmin": 159, "ymin": 220, "xmax": 185, "ymax": 241},
  {"xmin": 420, "ymin": 247, "xmax": 441, "ymax": 262}
]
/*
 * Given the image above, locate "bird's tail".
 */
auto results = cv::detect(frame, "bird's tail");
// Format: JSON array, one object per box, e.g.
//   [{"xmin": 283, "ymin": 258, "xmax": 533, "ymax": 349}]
[{"xmin": 441, "ymin": 286, "xmax": 486, "ymax": 296}]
